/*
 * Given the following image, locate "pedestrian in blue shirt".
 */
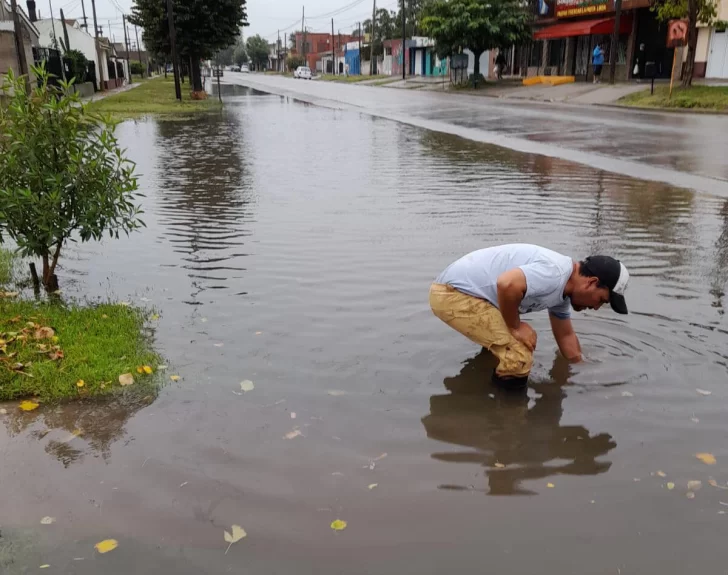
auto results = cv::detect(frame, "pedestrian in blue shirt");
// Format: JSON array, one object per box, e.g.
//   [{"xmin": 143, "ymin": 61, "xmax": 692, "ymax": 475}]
[{"xmin": 592, "ymin": 43, "xmax": 605, "ymax": 83}]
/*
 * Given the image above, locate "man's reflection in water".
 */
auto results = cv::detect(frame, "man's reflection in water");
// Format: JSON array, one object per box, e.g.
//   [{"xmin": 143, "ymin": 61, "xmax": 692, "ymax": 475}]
[{"xmin": 422, "ymin": 351, "xmax": 616, "ymax": 495}]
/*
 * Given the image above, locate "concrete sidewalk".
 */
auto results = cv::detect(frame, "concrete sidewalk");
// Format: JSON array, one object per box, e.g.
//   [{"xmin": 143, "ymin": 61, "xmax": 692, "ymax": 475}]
[{"xmin": 83, "ymin": 81, "xmax": 141, "ymax": 103}]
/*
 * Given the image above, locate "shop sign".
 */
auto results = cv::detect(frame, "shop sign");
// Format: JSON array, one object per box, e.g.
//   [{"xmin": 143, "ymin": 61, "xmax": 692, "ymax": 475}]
[{"xmin": 555, "ymin": 0, "xmax": 608, "ymax": 17}]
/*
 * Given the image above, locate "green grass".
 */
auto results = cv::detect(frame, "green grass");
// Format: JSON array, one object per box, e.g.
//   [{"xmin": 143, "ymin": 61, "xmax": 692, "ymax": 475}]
[
  {"xmin": 0, "ymin": 249, "xmax": 17, "ymax": 285},
  {"xmin": 0, "ymin": 300, "xmax": 160, "ymax": 401},
  {"xmin": 370, "ymin": 77, "xmax": 402, "ymax": 87},
  {"xmin": 618, "ymin": 85, "xmax": 728, "ymax": 111},
  {"xmin": 88, "ymin": 76, "xmax": 222, "ymax": 119}
]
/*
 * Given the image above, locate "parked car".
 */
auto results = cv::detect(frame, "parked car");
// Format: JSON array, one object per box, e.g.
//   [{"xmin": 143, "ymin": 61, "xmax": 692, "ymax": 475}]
[
  {"xmin": 240, "ymin": 65, "xmax": 250, "ymax": 73},
  {"xmin": 231, "ymin": 65, "xmax": 241, "ymax": 72},
  {"xmin": 294, "ymin": 66, "xmax": 312, "ymax": 80}
]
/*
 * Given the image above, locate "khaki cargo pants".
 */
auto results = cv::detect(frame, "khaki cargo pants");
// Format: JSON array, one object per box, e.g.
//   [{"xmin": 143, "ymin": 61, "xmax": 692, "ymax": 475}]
[{"xmin": 429, "ymin": 283, "xmax": 533, "ymax": 378}]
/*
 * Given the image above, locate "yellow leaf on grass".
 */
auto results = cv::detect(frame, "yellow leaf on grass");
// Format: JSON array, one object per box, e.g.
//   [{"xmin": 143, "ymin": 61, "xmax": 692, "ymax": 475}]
[
  {"xmin": 223, "ymin": 524, "xmax": 246, "ymax": 554},
  {"xmin": 696, "ymin": 453, "xmax": 717, "ymax": 465},
  {"xmin": 119, "ymin": 373, "xmax": 134, "ymax": 386},
  {"xmin": 331, "ymin": 519, "xmax": 347, "ymax": 531},
  {"xmin": 170, "ymin": 375, "xmax": 180, "ymax": 382},
  {"xmin": 19, "ymin": 400, "xmax": 39, "ymax": 411},
  {"xmin": 143, "ymin": 365, "xmax": 153, "ymax": 374},
  {"xmin": 240, "ymin": 380, "xmax": 254, "ymax": 392},
  {"xmin": 76, "ymin": 380, "xmax": 85, "ymax": 388},
  {"xmin": 95, "ymin": 539, "xmax": 118, "ymax": 554}
]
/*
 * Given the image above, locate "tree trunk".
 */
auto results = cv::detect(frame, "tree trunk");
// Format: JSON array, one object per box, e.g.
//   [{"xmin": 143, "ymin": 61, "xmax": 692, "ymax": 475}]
[
  {"xmin": 682, "ymin": 0, "xmax": 698, "ymax": 88},
  {"xmin": 191, "ymin": 56, "xmax": 203, "ymax": 92},
  {"xmin": 164, "ymin": 62, "xmax": 168, "ymax": 78},
  {"xmin": 473, "ymin": 49, "xmax": 483, "ymax": 88}
]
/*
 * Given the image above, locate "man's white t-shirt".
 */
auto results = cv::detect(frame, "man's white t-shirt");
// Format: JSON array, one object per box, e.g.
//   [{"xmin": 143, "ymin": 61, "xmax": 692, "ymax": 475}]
[{"xmin": 435, "ymin": 244, "xmax": 573, "ymax": 319}]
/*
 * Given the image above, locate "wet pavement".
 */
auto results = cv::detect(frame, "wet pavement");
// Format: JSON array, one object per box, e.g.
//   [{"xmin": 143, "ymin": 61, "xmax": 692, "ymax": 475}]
[
  {"xmin": 2, "ymin": 85, "xmax": 728, "ymax": 573},
  {"xmin": 226, "ymin": 73, "xmax": 728, "ymax": 196}
]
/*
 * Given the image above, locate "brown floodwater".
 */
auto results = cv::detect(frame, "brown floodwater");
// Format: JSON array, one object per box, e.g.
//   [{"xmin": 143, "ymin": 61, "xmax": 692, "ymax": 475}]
[{"xmin": 2, "ymin": 88, "xmax": 728, "ymax": 573}]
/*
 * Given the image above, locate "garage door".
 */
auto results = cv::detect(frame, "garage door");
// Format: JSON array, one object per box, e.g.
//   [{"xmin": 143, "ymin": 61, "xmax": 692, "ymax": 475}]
[{"xmin": 706, "ymin": 29, "xmax": 728, "ymax": 78}]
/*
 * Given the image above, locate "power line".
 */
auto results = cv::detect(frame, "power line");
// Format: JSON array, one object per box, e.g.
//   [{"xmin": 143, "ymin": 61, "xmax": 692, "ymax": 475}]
[{"xmin": 307, "ymin": 0, "xmax": 367, "ymax": 20}]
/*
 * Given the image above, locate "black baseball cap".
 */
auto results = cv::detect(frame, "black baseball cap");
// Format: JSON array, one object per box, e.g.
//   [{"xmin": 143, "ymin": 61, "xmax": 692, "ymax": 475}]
[{"xmin": 582, "ymin": 256, "xmax": 630, "ymax": 314}]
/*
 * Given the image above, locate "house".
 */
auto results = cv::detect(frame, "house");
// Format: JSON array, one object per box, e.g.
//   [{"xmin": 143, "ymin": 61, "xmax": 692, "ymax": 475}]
[
  {"xmin": 695, "ymin": 0, "xmax": 728, "ymax": 78},
  {"xmin": 291, "ymin": 31, "xmax": 357, "ymax": 72},
  {"xmin": 113, "ymin": 41, "xmax": 149, "ymax": 69},
  {"xmin": 0, "ymin": 0, "xmax": 39, "ymax": 78},
  {"xmin": 267, "ymin": 40, "xmax": 284, "ymax": 71}
]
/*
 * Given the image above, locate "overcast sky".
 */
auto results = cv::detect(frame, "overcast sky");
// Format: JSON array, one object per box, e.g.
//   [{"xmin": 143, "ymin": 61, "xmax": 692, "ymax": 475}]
[{"xmin": 50, "ymin": 0, "xmax": 399, "ymax": 48}]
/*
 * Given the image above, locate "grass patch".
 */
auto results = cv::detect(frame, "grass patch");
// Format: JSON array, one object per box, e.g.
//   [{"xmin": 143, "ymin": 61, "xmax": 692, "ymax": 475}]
[
  {"xmin": 0, "ymin": 300, "xmax": 160, "ymax": 401},
  {"xmin": 370, "ymin": 77, "xmax": 402, "ymax": 87},
  {"xmin": 618, "ymin": 85, "xmax": 728, "ymax": 111},
  {"xmin": 88, "ymin": 76, "xmax": 222, "ymax": 119},
  {"xmin": 318, "ymin": 74, "xmax": 389, "ymax": 83}
]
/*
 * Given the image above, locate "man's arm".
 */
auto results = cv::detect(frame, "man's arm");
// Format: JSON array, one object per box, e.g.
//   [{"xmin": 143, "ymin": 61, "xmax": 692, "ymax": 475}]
[
  {"xmin": 549, "ymin": 314, "xmax": 582, "ymax": 362},
  {"xmin": 497, "ymin": 268, "xmax": 537, "ymax": 351}
]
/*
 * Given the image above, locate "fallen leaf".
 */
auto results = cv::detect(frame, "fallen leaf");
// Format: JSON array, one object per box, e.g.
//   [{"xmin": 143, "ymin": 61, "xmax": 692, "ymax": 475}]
[
  {"xmin": 255, "ymin": 331, "xmax": 262, "ymax": 335},
  {"xmin": 200, "ymin": 317, "xmax": 208, "ymax": 323},
  {"xmin": 157, "ymin": 364, "xmax": 168, "ymax": 371},
  {"xmin": 696, "ymin": 388, "xmax": 712, "ymax": 396},
  {"xmin": 687, "ymin": 491, "xmax": 696, "ymax": 499},
  {"xmin": 708, "ymin": 479, "xmax": 728, "ymax": 490},
  {"xmin": 179, "ymin": 481, "xmax": 188, "ymax": 487},
  {"xmin": 94, "ymin": 539, "xmax": 118, "ymax": 554},
  {"xmin": 290, "ymin": 412, "xmax": 296, "ymax": 419},
  {"xmin": 39, "ymin": 565, "xmax": 50, "ymax": 569},
  {"xmin": 214, "ymin": 343, "xmax": 224, "ymax": 348},
  {"xmin": 142, "ymin": 365, "xmax": 153, "ymax": 374},
  {"xmin": 547, "ymin": 483, "xmax": 555, "ymax": 488},
  {"xmin": 0, "ymin": 408, "xmax": 7, "ymax": 415},
  {"xmin": 1, "ymin": 291, "xmax": 19, "ymax": 298},
  {"xmin": 19, "ymin": 400, "xmax": 39, "ymax": 411},
  {"xmin": 223, "ymin": 524, "xmax": 246, "ymax": 554},
  {"xmin": 330, "ymin": 519, "xmax": 347, "ymax": 531},
  {"xmin": 76, "ymin": 380, "xmax": 85, "ymax": 388},
  {"xmin": 696, "ymin": 453, "xmax": 717, "ymax": 465},
  {"xmin": 494, "ymin": 462, "xmax": 505, "ymax": 468},
  {"xmin": 150, "ymin": 314, "xmax": 160, "ymax": 321},
  {"xmin": 284, "ymin": 429, "xmax": 302, "ymax": 439},
  {"xmin": 118, "ymin": 373, "xmax": 134, "ymax": 386},
  {"xmin": 667, "ymin": 482, "xmax": 675, "ymax": 490},
  {"xmin": 327, "ymin": 390, "xmax": 347, "ymax": 396},
  {"xmin": 240, "ymin": 380, "xmax": 254, "ymax": 392},
  {"xmin": 687, "ymin": 480, "xmax": 703, "ymax": 491},
  {"xmin": 170, "ymin": 375, "xmax": 180, "ymax": 382},
  {"xmin": 33, "ymin": 327, "xmax": 55, "ymax": 340},
  {"xmin": 368, "ymin": 483, "xmax": 378, "ymax": 490},
  {"xmin": 656, "ymin": 471, "xmax": 667, "ymax": 478},
  {"xmin": 621, "ymin": 391, "xmax": 633, "ymax": 397},
  {"xmin": 40, "ymin": 516, "xmax": 56, "ymax": 525}
]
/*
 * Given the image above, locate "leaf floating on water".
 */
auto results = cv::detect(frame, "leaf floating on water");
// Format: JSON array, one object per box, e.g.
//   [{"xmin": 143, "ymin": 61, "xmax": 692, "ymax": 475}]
[
  {"xmin": 330, "ymin": 519, "xmax": 347, "ymax": 531},
  {"xmin": 19, "ymin": 400, "xmax": 39, "ymax": 411},
  {"xmin": 290, "ymin": 412, "xmax": 296, "ymax": 419},
  {"xmin": 39, "ymin": 565, "xmax": 50, "ymax": 569},
  {"xmin": 686, "ymin": 491, "xmax": 696, "ymax": 499},
  {"xmin": 170, "ymin": 375, "xmax": 180, "ymax": 382},
  {"xmin": 691, "ymin": 417, "xmax": 700, "ymax": 423},
  {"xmin": 368, "ymin": 483, "xmax": 378, "ymax": 490},
  {"xmin": 223, "ymin": 524, "xmax": 246, "ymax": 554},
  {"xmin": 687, "ymin": 480, "xmax": 702, "ymax": 491},
  {"xmin": 696, "ymin": 388, "xmax": 712, "ymax": 396},
  {"xmin": 240, "ymin": 380, "xmax": 255, "ymax": 392},
  {"xmin": 696, "ymin": 453, "xmax": 717, "ymax": 465},
  {"xmin": 327, "ymin": 390, "xmax": 347, "ymax": 396},
  {"xmin": 494, "ymin": 462, "xmax": 505, "ymax": 468},
  {"xmin": 200, "ymin": 317, "xmax": 208, "ymax": 323},
  {"xmin": 118, "ymin": 373, "xmax": 134, "ymax": 386},
  {"xmin": 284, "ymin": 429, "xmax": 302, "ymax": 439},
  {"xmin": 708, "ymin": 479, "xmax": 728, "ymax": 490},
  {"xmin": 621, "ymin": 391, "xmax": 633, "ymax": 397},
  {"xmin": 656, "ymin": 471, "xmax": 667, "ymax": 478},
  {"xmin": 40, "ymin": 516, "xmax": 56, "ymax": 525},
  {"xmin": 255, "ymin": 331, "xmax": 262, "ymax": 335},
  {"xmin": 667, "ymin": 482, "xmax": 675, "ymax": 490},
  {"xmin": 547, "ymin": 483, "xmax": 555, "ymax": 488},
  {"xmin": 94, "ymin": 539, "xmax": 118, "ymax": 554}
]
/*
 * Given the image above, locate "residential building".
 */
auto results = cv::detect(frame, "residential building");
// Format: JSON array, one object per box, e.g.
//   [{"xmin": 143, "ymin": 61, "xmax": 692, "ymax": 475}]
[
  {"xmin": 291, "ymin": 31, "xmax": 357, "ymax": 72},
  {"xmin": 696, "ymin": 0, "xmax": 728, "ymax": 78},
  {"xmin": 0, "ymin": 0, "xmax": 38, "ymax": 78}
]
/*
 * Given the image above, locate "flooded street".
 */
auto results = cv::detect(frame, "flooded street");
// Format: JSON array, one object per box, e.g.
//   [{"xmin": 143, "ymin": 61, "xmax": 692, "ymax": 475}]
[{"xmin": 3, "ymin": 86, "xmax": 728, "ymax": 573}]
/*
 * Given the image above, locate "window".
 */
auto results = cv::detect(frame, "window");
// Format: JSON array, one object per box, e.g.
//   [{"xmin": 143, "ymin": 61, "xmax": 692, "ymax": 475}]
[
  {"xmin": 528, "ymin": 41, "xmax": 543, "ymax": 67},
  {"xmin": 548, "ymin": 39, "xmax": 564, "ymax": 67}
]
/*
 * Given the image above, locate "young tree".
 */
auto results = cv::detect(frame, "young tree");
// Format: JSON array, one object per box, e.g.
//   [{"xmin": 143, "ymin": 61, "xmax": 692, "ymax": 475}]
[
  {"xmin": 246, "ymin": 34, "xmax": 270, "ymax": 70},
  {"xmin": 421, "ymin": 0, "xmax": 531, "ymax": 84},
  {"xmin": 130, "ymin": 0, "xmax": 248, "ymax": 93},
  {"xmin": 234, "ymin": 42, "xmax": 249, "ymax": 66},
  {"xmin": 0, "ymin": 67, "xmax": 143, "ymax": 290},
  {"xmin": 652, "ymin": 0, "xmax": 726, "ymax": 87}
]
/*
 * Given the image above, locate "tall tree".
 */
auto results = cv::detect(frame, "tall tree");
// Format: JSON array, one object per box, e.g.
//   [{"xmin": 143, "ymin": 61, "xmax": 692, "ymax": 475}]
[
  {"xmin": 246, "ymin": 34, "xmax": 269, "ymax": 70},
  {"xmin": 130, "ymin": 0, "xmax": 248, "ymax": 92},
  {"xmin": 652, "ymin": 0, "xmax": 726, "ymax": 87},
  {"xmin": 421, "ymin": 0, "xmax": 531, "ymax": 82}
]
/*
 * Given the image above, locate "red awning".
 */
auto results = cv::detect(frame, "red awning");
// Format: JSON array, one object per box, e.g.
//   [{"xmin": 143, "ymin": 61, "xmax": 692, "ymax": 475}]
[{"xmin": 534, "ymin": 16, "xmax": 632, "ymax": 40}]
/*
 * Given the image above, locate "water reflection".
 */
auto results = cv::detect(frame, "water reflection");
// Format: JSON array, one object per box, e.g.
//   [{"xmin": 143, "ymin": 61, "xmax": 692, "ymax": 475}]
[
  {"xmin": 3, "ymin": 392, "xmax": 155, "ymax": 467},
  {"xmin": 422, "ymin": 351, "xmax": 616, "ymax": 495}
]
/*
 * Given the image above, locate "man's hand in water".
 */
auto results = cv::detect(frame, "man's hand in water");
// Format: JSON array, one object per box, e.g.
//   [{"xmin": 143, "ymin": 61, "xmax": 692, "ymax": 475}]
[{"xmin": 511, "ymin": 322, "xmax": 537, "ymax": 351}]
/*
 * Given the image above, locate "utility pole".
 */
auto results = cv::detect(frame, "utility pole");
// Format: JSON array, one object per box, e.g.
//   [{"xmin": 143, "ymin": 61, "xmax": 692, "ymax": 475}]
[
  {"xmin": 284, "ymin": 32, "xmax": 287, "ymax": 71},
  {"xmin": 608, "ymin": 0, "xmax": 622, "ymax": 84},
  {"xmin": 301, "ymin": 6, "xmax": 306, "ymax": 63},
  {"xmin": 166, "ymin": 0, "xmax": 182, "ymax": 100},
  {"xmin": 331, "ymin": 18, "xmax": 335, "ymax": 75},
  {"xmin": 9, "ymin": 0, "xmax": 30, "ymax": 92},
  {"xmin": 370, "ymin": 0, "xmax": 376, "ymax": 75},
  {"xmin": 122, "ymin": 14, "xmax": 132, "ymax": 84},
  {"xmin": 401, "ymin": 0, "xmax": 406, "ymax": 80},
  {"xmin": 358, "ymin": 22, "xmax": 361, "ymax": 75},
  {"xmin": 134, "ymin": 24, "xmax": 143, "ymax": 77},
  {"xmin": 80, "ymin": 0, "xmax": 88, "ymax": 30},
  {"xmin": 90, "ymin": 0, "xmax": 104, "ymax": 90}
]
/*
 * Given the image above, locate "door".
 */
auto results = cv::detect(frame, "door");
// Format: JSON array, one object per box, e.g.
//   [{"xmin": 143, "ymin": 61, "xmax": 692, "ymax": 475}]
[
  {"xmin": 707, "ymin": 29, "xmax": 728, "ymax": 78},
  {"xmin": 414, "ymin": 50, "xmax": 423, "ymax": 75},
  {"xmin": 575, "ymin": 35, "xmax": 590, "ymax": 78}
]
